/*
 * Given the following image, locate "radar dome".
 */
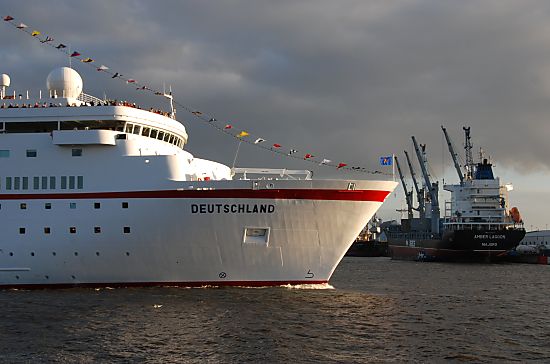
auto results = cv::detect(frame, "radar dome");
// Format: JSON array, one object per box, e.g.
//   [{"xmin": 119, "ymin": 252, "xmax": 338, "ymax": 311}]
[
  {"xmin": 0, "ymin": 74, "xmax": 10, "ymax": 88},
  {"xmin": 47, "ymin": 67, "xmax": 83, "ymax": 98}
]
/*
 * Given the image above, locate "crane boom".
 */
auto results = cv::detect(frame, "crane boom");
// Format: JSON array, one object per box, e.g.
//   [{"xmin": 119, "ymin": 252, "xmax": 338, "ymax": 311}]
[
  {"xmin": 412, "ymin": 136, "xmax": 440, "ymax": 234},
  {"xmin": 404, "ymin": 150, "xmax": 425, "ymax": 218},
  {"xmin": 441, "ymin": 126, "xmax": 464, "ymax": 183},
  {"xmin": 394, "ymin": 155, "xmax": 413, "ymax": 219}
]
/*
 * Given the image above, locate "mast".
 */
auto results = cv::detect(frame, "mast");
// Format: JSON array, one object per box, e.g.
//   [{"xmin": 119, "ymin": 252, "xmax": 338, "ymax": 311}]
[
  {"xmin": 463, "ymin": 126, "xmax": 474, "ymax": 180},
  {"xmin": 441, "ymin": 126, "xmax": 464, "ymax": 183},
  {"xmin": 394, "ymin": 155, "xmax": 414, "ymax": 220},
  {"xmin": 404, "ymin": 150, "xmax": 425, "ymax": 219},
  {"xmin": 412, "ymin": 136, "xmax": 440, "ymax": 234}
]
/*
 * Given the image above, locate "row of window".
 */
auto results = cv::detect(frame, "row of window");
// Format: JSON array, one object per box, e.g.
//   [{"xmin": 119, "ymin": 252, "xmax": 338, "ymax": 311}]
[
  {"xmin": 18, "ymin": 226, "xmax": 131, "ymax": 234},
  {"xmin": 1, "ymin": 202, "xmax": 129, "ymax": 210},
  {"xmin": 124, "ymin": 123, "xmax": 185, "ymax": 149},
  {"xmin": 1, "ymin": 176, "xmax": 84, "ymax": 191},
  {"xmin": 0, "ymin": 149, "xmax": 83, "ymax": 158}
]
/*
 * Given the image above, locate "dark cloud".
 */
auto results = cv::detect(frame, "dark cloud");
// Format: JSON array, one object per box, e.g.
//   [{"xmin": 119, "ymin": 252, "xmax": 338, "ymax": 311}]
[{"xmin": 2, "ymin": 0, "xmax": 550, "ymax": 224}]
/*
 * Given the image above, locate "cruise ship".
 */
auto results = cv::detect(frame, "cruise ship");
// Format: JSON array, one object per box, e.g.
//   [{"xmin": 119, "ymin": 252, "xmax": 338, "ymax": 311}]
[{"xmin": 0, "ymin": 67, "xmax": 396, "ymax": 288}]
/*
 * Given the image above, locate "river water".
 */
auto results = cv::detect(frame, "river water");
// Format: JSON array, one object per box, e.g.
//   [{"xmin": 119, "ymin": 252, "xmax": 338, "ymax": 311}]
[{"xmin": 1, "ymin": 258, "xmax": 548, "ymax": 363}]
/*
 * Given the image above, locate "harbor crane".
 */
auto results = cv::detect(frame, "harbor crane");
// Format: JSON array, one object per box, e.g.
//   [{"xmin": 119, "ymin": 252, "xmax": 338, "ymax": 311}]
[
  {"xmin": 404, "ymin": 150, "xmax": 425, "ymax": 219},
  {"xmin": 441, "ymin": 126, "xmax": 464, "ymax": 183},
  {"xmin": 412, "ymin": 136, "xmax": 440, "ymax": 234},
  {"xmin": 394, "ymin": 155, "xmax": 414, "ymax": 220}
]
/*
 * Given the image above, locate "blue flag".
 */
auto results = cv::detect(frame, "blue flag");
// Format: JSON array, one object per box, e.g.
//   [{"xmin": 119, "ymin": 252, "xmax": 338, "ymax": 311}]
[{"xmin": 380, "ymin": 156, "xmax": 393, "ymax": 166}]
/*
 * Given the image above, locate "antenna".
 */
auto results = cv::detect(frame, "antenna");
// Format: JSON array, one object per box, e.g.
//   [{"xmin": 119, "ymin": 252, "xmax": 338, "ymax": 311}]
[
  {"xmin": 231, "ymin": 140, "xmax": 243, "ymax": 171},
  {"xmin": 463, "ymin": 126, "xmax": 473, "ymax": 179}
]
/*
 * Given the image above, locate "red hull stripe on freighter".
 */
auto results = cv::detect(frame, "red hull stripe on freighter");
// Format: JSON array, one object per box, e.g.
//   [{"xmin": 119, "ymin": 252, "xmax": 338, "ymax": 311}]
[{"xmin": 0, "ymin": 189, "xmax": 391, "ymax": 202}]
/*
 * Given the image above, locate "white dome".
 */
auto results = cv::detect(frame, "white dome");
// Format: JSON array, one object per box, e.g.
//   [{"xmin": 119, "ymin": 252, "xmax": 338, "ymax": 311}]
[
  {"xmin": 0, "ymin": 74, "xmax": 9, "ymax": 88},
  {"xmin": 46, "ymin": 67, "xmax": 83, "ymax": 98}
]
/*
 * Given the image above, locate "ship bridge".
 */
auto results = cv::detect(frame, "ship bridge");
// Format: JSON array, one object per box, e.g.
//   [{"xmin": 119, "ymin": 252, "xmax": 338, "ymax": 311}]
[{"xmin": 0, "ymin": 67, "xmax": 188, "ymax": 150}]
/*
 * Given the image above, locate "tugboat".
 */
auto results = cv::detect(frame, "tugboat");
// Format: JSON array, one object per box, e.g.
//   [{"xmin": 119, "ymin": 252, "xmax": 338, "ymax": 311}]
[{"xmin": 387, "ymin": 126, "xmax": 525, "ymax": 262}]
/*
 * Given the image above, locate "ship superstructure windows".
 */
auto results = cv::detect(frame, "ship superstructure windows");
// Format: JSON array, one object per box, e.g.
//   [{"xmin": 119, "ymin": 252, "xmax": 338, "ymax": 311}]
[
  {"xmin": 69, "ymin": 203, "xmax": 76, "ymax": 209},
  {"xmin": 123, "ymin": 122, "xmax": 185, "ymax": 149},
  {"xmin": 0, "ymin": 150, "xmax": 9, "ymax": 157},
  {"xmin": 122, "ymin": 202, "xmax": 128, "ymax": 209},
  {"xmin": 20, "ymin": 203, "xmax": 26, "ymax": 209},
  {"xmin": 45, "ymin": 203, "xmax": 51, "ymax": 209},
  {"xmin": 72, "ymin": 148, "xmax": 82, "ymax": 157},
  {"xmin": 1, "ymin": 175, "xmax": 81, "ymax": 191},
  {"xmin": 94, "ymin": 202, "xmax": 100, "ymax": 209}
]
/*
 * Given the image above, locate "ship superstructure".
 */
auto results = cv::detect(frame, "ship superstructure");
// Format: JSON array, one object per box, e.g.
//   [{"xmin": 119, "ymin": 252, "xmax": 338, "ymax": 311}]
[
  {"xmin": 0, "ymin": 67, "xmax": 396, "ymax": 288},
  {"xmin": 387, "ymin": 126, "xmax": 524, "ymax": 261}
]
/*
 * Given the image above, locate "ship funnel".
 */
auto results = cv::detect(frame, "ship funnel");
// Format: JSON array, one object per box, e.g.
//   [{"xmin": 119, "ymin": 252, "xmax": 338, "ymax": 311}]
[
  {"xmin": 0, "ymin": 73, "xmax": 10, "ymax": 99},
  {"xmin": 46, "ymin": 67, "xmax": 83, "ymax": 99}
]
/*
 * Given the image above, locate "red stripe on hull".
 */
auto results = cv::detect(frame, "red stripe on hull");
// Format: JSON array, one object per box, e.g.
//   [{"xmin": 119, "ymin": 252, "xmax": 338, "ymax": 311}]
[
  {"xmin": 0, "ymin": 280, "xmax": 328, "ymax": 290},
  {"xmin": 0, "ymin": 189, "xmax": 390, "ymax": 202}
]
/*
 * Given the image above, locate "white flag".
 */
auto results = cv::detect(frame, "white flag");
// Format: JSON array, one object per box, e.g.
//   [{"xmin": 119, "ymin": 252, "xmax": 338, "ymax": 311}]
[
  {"xmin": 254, "ymin": 138, "xmax": 266, "ymax": 144},
  {"xmin": 319, "ymin": 158, "xmax": 331, "ymax": 165}
]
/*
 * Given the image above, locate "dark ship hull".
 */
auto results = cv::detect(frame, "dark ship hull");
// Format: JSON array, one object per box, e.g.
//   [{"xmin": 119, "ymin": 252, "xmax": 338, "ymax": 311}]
[
  {"xmin": 388, "ymin": 229, "xmax": 525, "ymax": 262},
  {"xmin": 345, "ymin": 240, "xmax": 388, "ymax": 257}
]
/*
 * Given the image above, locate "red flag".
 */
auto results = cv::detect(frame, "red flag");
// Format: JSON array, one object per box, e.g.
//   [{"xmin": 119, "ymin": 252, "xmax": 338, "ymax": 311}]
[
  {"xmin": 126, "ymin": 79, "xmax": 136, "ymax": 83},
  {"xmin": 337, "ymin": 163, "xmax": 347, "ymax": 169},
  {"xmin": 3, "ymin": 16, "xmax": 14, "ymax": 21},
  {"xmin": 224, "ymin": 124, "xmax": 232, "ymax": 129},
  {"xmin": 273, "ymin": 143, "xmax": 282, "ymax": 148},
  {"xmin": 70, "ymin": 51, "xmax": 80, "ymax": 57},
  {"xmin": 304, "ymin": 153, "xmax": 314, "ymax": 159}
]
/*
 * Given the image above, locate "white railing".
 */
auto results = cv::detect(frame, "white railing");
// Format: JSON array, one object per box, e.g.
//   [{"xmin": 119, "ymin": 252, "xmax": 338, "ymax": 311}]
[
  {"xmin": 232, "ymin": 168, "xmax": 312, "ymax": 180},
  {"xmin": 77, "ymin": 92, "xmax": 104, "ymax": 105}
]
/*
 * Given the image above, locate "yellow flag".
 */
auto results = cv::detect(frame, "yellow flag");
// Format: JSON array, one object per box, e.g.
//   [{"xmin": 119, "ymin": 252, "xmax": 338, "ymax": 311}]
[
  {"xmin": 237, "ymin": 131, "xmax": 249, "ymax": 138},
  {"xmin": 81, "ymin": 58, "xmax": 94, "ymax": 63},
  {"xmin": 31, "ymin": 30, "xmax": 40, "ymax": 36}
]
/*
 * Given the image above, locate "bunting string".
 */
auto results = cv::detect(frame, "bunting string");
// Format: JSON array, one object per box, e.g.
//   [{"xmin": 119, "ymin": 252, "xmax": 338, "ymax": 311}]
[{"xmin": 2, "ymin": 15, "xmax": 388, "ymax": 175}]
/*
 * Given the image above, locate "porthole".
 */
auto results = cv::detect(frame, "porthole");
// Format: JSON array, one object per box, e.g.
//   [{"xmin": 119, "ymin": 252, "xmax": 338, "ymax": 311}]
[
  {"xmin": 15, "ymin": 275, "xmax": 19, "ymax": 280},
  {"xmin": 126, "ymin": 252, "xmax": 130, "ymax": 256},
  {"xmin": 19, "ymin": 227, "xmax": 26, "ymax": 234},
  {"xmin": 20, "ymin": 203, "xmax": 27, "ymax": 210},
  {"xmin": 123, "ymin": 227, "xmax": 131, "ymax": 234},
  {"xmin": 52, "ymin": 252, "xmax": 56, "ymax": 256},
  {"xmin": 45, "ymin": 275, "xmax": 49, "ymax": 279},
  {"xmin": 44, "ymin": 227, "xmax": 51, "ymax": 234},
  {"xmin": 122, "ymin": 202, "xmax": 129, "ymax": 209},
  {"xmin": 94, "ymin": 202, "xmax": 101, "ymax": 209},
  {"xmin": 95, "ymin": 252, "xmax": 100, "ymax": 256},
  {"xmin": 74, "ymin": 252, "xmax": 78, "ymax": 256},
  {"xmin": 69, "ymin": 227, "xmax": 77, "ymax": 234},
  {"xmin": 9, "ymin": 252, "xmax": 13, "ymax": 256},
  {"xmin": 45, "ymin": 203, "xmax": 52, "ymax": 210},
  {"xmin": 94, "ymin": 227, "xmax": 101, "ymax": 234},
  {"xmin": 71, "ymin": 275, "xmax": 76, "ymax": 279}
]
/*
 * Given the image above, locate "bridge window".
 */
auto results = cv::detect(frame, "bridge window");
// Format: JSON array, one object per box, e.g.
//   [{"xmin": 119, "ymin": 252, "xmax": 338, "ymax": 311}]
[
  {"xmin": 33, "ymin": 177, "xmax": 39, "ymax": 189},
  {"xmin": 26, "ymin": 149, "xmax": 37, "ymax": 157},
  {"xmin": 50, "ymin": 176, "xmax": 56, "ymax": 189},
  {"xmin": 0, "ymin": 150, "xmax": 9, "ymax": 158},
  {"xmin": 72, "ymin": 148, "xmax": 82, "ymax": 157}
]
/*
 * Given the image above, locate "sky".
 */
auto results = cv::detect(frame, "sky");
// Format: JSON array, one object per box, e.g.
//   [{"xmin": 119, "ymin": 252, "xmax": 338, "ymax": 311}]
[{"xmin": 1, "ymin": 0, "xmax": 550, "ymax": 230}]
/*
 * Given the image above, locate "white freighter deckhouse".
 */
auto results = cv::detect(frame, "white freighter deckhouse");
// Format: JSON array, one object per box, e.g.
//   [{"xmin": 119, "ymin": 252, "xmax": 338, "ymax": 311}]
[{"xmin": 0, "ymin": 67, "xmax": 396, "ymax": 288}]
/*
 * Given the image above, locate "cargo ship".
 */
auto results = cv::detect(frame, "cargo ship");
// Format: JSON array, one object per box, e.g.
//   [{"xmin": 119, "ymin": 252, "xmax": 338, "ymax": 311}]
[{"xmin": 386, "ymin": 126, "xmax": 525, "ymax": 262}]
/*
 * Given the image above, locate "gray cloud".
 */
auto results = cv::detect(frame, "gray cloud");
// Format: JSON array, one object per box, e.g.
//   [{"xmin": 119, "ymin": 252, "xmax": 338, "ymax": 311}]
[{"xmin": 2, "ymin": 0, "xmax": 550, "ymax": 223}]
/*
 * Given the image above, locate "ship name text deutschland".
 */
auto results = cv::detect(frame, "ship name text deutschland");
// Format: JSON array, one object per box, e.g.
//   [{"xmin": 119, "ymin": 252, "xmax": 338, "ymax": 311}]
[{"xmin": 191, "ymin": 203, "xmax": 275, "ymax": 214}]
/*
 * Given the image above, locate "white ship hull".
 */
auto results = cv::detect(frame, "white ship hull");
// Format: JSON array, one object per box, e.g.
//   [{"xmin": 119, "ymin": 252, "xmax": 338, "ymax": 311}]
[{"xmin": 0, "ymin": 180, "xmax": 395, "ymax": 288}]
